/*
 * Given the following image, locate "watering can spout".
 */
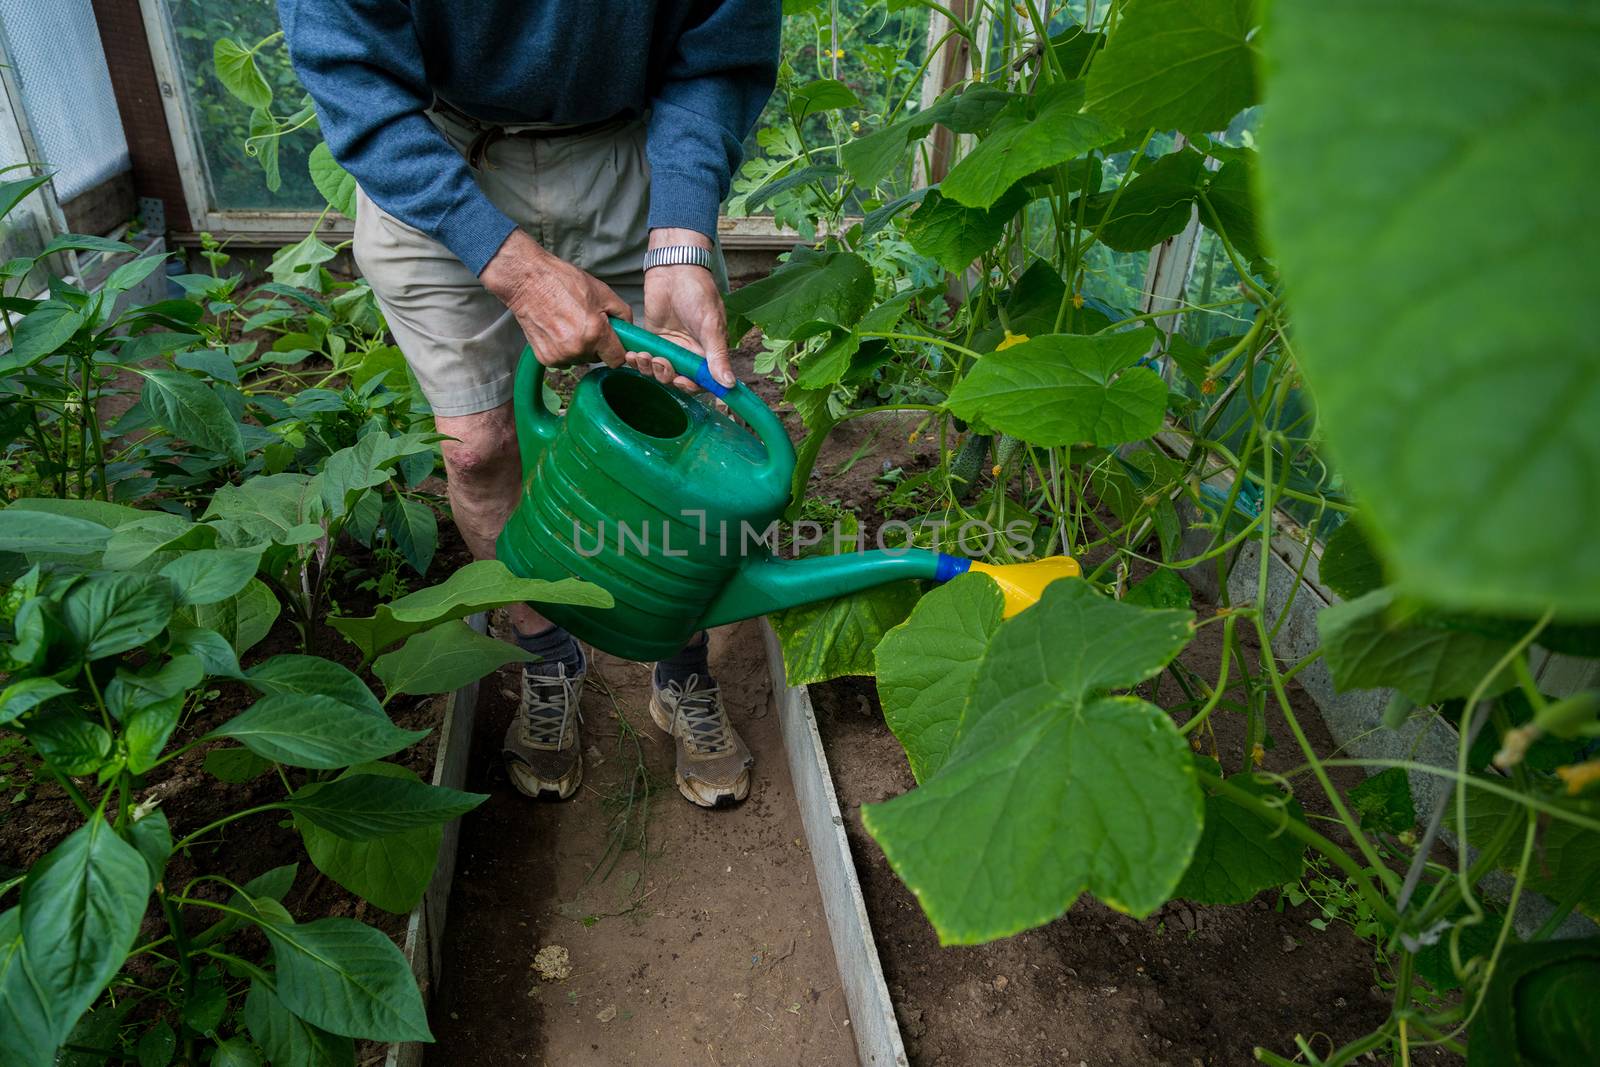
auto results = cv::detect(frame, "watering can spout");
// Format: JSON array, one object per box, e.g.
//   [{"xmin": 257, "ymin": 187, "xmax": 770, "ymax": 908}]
[{"xmin": 699, "ymin": 549, "xmax": 1081, "ymax": 628}]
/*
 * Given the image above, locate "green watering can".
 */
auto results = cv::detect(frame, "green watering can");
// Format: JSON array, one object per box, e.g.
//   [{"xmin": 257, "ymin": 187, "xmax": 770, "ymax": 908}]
[{"xmin": 495, "ymin": 318, "xmax": 1080, "ymax": 662}]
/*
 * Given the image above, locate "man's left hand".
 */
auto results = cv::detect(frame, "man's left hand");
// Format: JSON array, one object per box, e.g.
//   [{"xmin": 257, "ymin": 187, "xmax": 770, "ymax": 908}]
[{"xmin": 633, "ymin": 228, "xmax": 736, "ymax": 393}]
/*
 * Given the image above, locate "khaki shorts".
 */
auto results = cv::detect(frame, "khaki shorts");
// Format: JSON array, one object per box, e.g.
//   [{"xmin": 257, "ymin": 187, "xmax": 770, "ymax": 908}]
[{"xmin": 354, "ymin": 110, "xmax": 660, "ymax": 418}]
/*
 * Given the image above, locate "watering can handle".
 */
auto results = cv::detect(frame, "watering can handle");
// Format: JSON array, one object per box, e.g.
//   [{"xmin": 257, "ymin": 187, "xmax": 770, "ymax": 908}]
[
  {"xmin": 513, "ymin": 318, "xmax": 797, "ymax": 489},
  {"xmin": 608, "ymin": 317, "xmax": 796, "ymax": 483}
]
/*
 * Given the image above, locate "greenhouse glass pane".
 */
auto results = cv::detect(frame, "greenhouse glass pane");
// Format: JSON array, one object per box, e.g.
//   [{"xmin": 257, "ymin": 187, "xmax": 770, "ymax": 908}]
[
  {"xmin": 166, "ymin": 0, "xmax": 321, "ymax": 210},
  {"xmin": 0, "ymin": 0, "xmax": 129, "ymax": 202}
]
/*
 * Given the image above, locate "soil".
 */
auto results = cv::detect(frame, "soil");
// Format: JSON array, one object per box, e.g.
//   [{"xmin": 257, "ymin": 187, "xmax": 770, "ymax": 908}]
[
  {"xmin": 426, "ymin": 618, "xmax": 857, "ymax": 1066},
  {"xmin": 808, "ymin": 588, "xmax": 1459, "ymax": 1067}
]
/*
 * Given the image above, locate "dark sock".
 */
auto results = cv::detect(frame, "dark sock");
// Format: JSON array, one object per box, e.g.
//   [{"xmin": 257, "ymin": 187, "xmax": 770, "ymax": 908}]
[
  {"xmin": 515, "ymin": 624, "xmax": 585, "ymax": 678},
  {"xmin": 653, "ymin": 632, "xmax": 711, "ymax": 689}
]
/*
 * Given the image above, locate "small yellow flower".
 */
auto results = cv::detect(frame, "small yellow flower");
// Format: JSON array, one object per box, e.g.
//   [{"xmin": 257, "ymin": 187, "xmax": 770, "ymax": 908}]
[
  {"xmin": 1557, "ymin": 759, "xmax": 1600, "ymax": 796},
  {"xmin": 1201, "ymin": 378, "xmax": 1218, "ymax": 395},
  {"xmin": 850, "ymin": 120, "xmax": 861, "ymax": 133},
  {"xmin": 990, "ymin": 463, "xmax": 1002, "ymax": 477},
  {"xmin": 833, "ymin": 48, "xmax": 845, "ymax": 59},
  {"xmin": 908, "ymin": 431, "xmax": 919, "ymax": 444},
  {"xmin": 1250, "ymin": 743, "xmax": 1265, "ymax": 767},
  {"xmin": 996, "ymin": 330, "xmax": 1029, "ymax": 351},
  {"xmin": 1072, "ymin": 292, "xmax": 1085, "ymax": 309}
]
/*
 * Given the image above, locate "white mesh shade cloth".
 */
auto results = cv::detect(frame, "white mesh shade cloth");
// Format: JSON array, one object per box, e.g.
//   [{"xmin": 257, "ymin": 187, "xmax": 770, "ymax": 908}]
[{"xmin": 0, "ymin": 0, "xmax": 130, "ymax": 202}]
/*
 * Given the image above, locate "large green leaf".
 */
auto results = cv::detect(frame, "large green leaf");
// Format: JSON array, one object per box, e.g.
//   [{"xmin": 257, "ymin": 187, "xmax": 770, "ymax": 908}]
[
  {"xmin": 60, "ymin": 573, "xmax": 176, "ymax": 660},
  {"xmin": 381, "ymin": 495, "xmax": 437, "ymax": 575},
  {"xmin": 0, "ymin": 508, "xmax": 110, "ymax": 557},
  {"xmin": 1258, "ymin": 0, "xmax": 1600, "ymax": 615},
  {"xmin": 1078, "ymin": 150, "xmax": 1206, "ymax": 252},
  {"xmin": 723, "ymin": 246, "xmax": 874, "ymax": 341},
  {"xmin": 20, "ymin": 819, "xmax": 150, "ymax": 1045},
  {"xmin": 246, "ymin": 655, "xmax": 383, "ymax": 717},
  {"xmin": 873, "ymin": 574, "xmax": 1005, "ymax": 783},
  {"xmin": 1085, "ymin": 0, "xmax": 1259, "ymax": 136},
  {"xmin": 206, "ymin": 473, "xmax": 323, "ymax": 549},
  {"xmin": 0, "ymin": 908, "xmax": 56, "ymax": 1067},
  {"xmin": 24, "ymin": 709, "xmax": 112, "ymax": 776},
  {"xmin": 1469, "ymin": 938, "xmax": 1600, "ymax": 1066},
  {"xmin": 267, "ymin": 232, "xmax": 337, "ymax": 288},
  {"xmin": 1348, "ymin": 766, "xmax": 1416, "ymax": 834},
  {"xmin": 769, "ymin": 581, "xmax": 921, "ymax": 687},
  {"xmin": 308, "ymin": 142, "xmax": 358, "ymax": 221},
  {"xmin": 183, "ymin": 579, "xmax": 280, "ymax": 656},
  {"xmin": 372, "ymin": 620, "xmax": 533, "ymax": 696},
  {"xmin": 1, "ymin": 300, "xmax": 85, "ymax": 373},
  {"xmin": 210, "ymin": 694, "xmax": 427, "ymax": 769},
  {"xmin": 258, "ymin": 917, "xmax": 431, "ymax": 1041},
  {"xmin": 1317, "ymin": 589, "xmax": 1515, "ymax": 704},
  {"xmin": 904, "ymin": 186, "xmax": 1029, "ymax": 275},
  {"xmin": 138, "ymin": 370, "xmax": 245, "ymax": 465},
  {"xmin": 941, "ymin": 83, "xmax": 1120, "ymax": 210},
  {"xmin": 297, "ymin": 763, "xmax": 441, "ymax": 914},
  {"xmin": 159, "ymin": 549, "xmax": 262, "ymax": 607},
  {"xmin": 285, "ymin": 773, "xmax": 486, "ymax": 840},
  {"xmin": 101, "ymin": 513, "xmax": 215, "ymax": 570},
  {"xmin": 242, "ymin": 980, "xmax": 354, "ymax": 1067},
  {"xmin": 945, "ymin": 329, "xmax": 1166, "ymax": 446},
  {"xmin": 863, "ymin": 580, "xmax": 1198, "ymax": 943},
  {"xmin": 213, "ymin": 39, "xmax": 273, "ymax": 109},
  {"xmin": 125, "ymin": 697, "xmax": 183, "ymax": 774},
  {"xmin": 789, "ymin": 78, "xmax": 859, "ymax": 119},
  {"xmin": 1175, "ymin": 770, "xmax": 1306, "ymax": 905},
  {"xmin": 315, "ymin": 433, "xmax": 434, "ymax": 519},
  {"xmin": 329, "ymin": 558, "xmax": 609, "ymax": 661}
]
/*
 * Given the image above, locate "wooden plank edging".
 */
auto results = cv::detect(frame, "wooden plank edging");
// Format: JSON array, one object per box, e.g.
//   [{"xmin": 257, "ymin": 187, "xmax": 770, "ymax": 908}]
[
  {"xmin": 762, "ymin": 620, "xmax": 909, "ymax": 1067},
  {"xmin": 385, "ymin": 612, "xmax": 487, "ymax": 1066}
]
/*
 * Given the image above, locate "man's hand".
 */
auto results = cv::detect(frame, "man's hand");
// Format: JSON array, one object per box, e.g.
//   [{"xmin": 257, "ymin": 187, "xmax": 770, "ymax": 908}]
[
  {"xmin": 632, "ymin": 228, "xmax": 735, "ymax": 393},
  {"xmin": 481, "ymin": 229, "xmax": 631, "ymax": 368}
]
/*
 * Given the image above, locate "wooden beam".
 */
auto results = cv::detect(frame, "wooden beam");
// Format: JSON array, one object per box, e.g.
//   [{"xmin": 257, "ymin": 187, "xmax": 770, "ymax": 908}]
[{"xmin": 89, "ymin": 0, "xmax": 190, "ymax": 235}]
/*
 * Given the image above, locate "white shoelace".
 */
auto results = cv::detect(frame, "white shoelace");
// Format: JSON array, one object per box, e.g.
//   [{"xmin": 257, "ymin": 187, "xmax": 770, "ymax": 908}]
[
  {"xmin": 664, "ymin": 674, "xmax": 733, "ymax": 757},
  {"xmin": 521, "ymin": 670, "xmax": 580, "ymax": 749}
]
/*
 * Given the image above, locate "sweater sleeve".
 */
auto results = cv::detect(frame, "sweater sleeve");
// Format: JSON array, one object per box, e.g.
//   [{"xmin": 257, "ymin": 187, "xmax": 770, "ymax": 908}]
[
  {"xmin": 278, "ymin": 0, "xmax": 516, "ymax": 275},
  {"xmin": 645, "ymin": 0, "xmax": 781, "ymax": 239}
]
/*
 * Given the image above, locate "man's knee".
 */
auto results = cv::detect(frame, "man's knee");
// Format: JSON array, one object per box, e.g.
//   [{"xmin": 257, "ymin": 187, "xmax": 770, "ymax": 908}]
[{"xmin": 437, "ymin": 406, "xmax": 518, "ymax": 482}]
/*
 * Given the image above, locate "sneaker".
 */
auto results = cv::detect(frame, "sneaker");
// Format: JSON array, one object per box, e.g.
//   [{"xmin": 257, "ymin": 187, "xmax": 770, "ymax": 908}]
[
  {"xmin": 503, "ymin": 654, "xmax": 586, "ymax": 801},
  {"xmin": 648, "ymin": 673, "xmax": 753, "ymax": 809}
]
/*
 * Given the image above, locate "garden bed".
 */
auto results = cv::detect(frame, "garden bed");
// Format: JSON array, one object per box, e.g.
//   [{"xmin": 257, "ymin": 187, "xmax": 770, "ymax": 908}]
[
  {"xmin": 806, "ymin": 589, "xmax": 1461, "ymax": 1067},
  {"xmin": 0, "ymin": 529, "xmax": 471, "ymax": 1062}
]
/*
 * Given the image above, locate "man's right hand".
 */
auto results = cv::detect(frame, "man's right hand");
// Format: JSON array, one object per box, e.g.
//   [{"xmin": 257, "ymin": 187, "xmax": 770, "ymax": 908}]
[{"xmin": 481, "ymin": 229, "xmax": 630, "ymax": 368}]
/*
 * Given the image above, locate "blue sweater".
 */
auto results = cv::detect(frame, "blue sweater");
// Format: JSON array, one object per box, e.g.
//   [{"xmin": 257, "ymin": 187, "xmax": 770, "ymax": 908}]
[{"xmin": 279, "ymin": 0, "xmax": 780, "ymax": 275}]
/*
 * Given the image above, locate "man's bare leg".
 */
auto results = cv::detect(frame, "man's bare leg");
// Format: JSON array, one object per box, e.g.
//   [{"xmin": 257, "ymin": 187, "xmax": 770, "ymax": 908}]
[{"xmin": 433, "ymin": 401, "xmax": 548, "ymax": 637}]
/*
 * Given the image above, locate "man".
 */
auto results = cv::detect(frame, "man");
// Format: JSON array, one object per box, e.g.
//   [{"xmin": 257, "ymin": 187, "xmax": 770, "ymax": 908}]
[{"xmin": 281, "ymin": 1, "xmax": 782, "ymax": 808}]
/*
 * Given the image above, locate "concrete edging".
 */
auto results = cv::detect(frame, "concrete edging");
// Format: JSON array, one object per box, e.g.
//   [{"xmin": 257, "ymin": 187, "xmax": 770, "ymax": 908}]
[
  {"xmin": 762, "ymin": 620, "xmax": 909, "ymax": 1067},
  {"xmin": 385, "ymin": 612, "xmax": 487, "ymax": 1067}
]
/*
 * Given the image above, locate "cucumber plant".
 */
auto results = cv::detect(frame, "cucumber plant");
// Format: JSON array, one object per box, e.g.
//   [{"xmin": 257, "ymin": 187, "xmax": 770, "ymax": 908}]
[{"xmin": 740, "ymin": 1, "xmax": 1599, "ymax": 1063}]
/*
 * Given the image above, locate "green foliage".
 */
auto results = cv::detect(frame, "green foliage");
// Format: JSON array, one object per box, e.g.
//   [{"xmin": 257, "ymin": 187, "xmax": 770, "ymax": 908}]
[
  {"xmin": 940, "ymin": 84, "xmax": 1119, "ymax": 209},
  {"xmin": 770, "ymin": 581, "xmax": 921, "ymax": 686},
  {"xmin": 1348, "ymin": 768, "xmax": 1415, "ymax": 835},
  {"xmin": 873, "ymin": 573, "xmax": 1005, "ymax": 782},
  {"xmin": 373, "ymin": 620, "xmax": 534, "ymax": 696},
  {"xmin": 864, "ymin": 581, "xmax": 1199, "ymax": 943},
  {"xmin": 1469, "ymin": 939, "xmax": 1600, "ymax": 1066},
  {"xmin": 1086, "ymin": 0, "xmax": 1259, "ymax": 136},
  {"xmin": 1175, "ymin": 768, "xmax": 1306, "ymax": 905},
  {"xmin": 945, "ymin": 330, "xmax": 1166, "ymax": 446},
  {"xmin": 1318, "ymin": 589, "xmax": 1516, "ymax": 704},
  {"xmin": 1258, "ymin": 0, "xmax": 1600, "ymax": 616}
]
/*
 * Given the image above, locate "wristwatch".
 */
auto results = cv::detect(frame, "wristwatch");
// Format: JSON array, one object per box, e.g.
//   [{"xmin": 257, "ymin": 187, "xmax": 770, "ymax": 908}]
[{"xmin": 643, "ymin": 244, "xmax": 714, "ymax": 272}]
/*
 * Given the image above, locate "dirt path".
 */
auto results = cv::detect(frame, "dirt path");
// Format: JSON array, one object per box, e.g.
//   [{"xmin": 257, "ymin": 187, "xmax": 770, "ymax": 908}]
[{"xmin": 426, "ymin": 619, "xmax": 857, "ymax": 1066}]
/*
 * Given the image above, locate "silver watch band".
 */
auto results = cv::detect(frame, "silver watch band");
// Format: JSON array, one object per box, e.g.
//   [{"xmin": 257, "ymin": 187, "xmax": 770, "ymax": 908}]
[{"xmin": 643, "ymin": 244, "xmax": 714, "ymax": 272}]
